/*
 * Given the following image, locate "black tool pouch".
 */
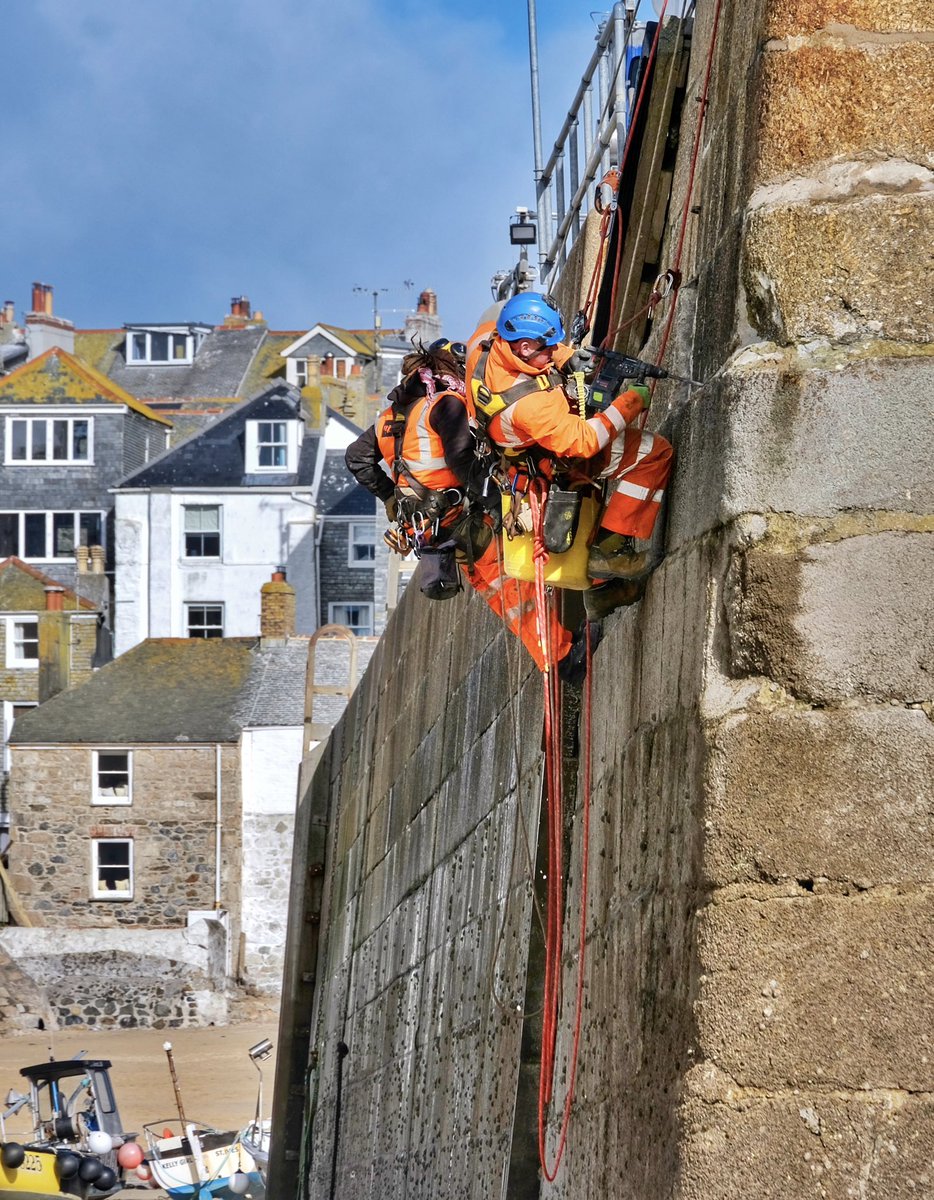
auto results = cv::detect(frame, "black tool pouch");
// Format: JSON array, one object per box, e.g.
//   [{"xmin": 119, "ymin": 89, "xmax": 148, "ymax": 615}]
[
  {"xmin": 418, "ymin": 541, "xmax": 463, "ymax": 601},
  {"xmin": 543, "ymin": 486, "xmax": 583, "ymax": 554}
]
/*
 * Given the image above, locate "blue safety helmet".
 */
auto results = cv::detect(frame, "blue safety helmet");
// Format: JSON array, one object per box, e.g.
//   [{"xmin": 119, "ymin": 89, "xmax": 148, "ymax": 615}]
[{"xmin": 496, "ymin": 293, "xmax": 565, "ymax": 346}]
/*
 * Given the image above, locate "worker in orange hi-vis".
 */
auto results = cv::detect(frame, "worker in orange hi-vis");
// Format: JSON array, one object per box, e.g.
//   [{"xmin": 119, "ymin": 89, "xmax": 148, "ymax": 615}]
[
  {"xmin": 344, "ymin": 341, "xmax": 571, "ymax": 673},
  {"xmin": 466, "ymin": 292, "xmax": 673, "ymax": 580}
]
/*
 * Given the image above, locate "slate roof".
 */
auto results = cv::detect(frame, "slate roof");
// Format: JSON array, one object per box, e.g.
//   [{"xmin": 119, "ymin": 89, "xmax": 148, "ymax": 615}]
[
  {"xmin": 0, "ymin": 348, "xmax": 171, "ymax": 425},
  {"xmin": 115, "ymin": 384, "xmax": 318, "ymax": 490},
  {"xmin": 317, "ymin": 448, "xmax": 377, "ymax": 517},
  {"xmin": 236, "ymin": 640, "xmax": 309, "ymax": 728},
  {"xmin": 75, "ymin": 325, "xmax": 269, "ymax": 401},
  {"xmin": 9, "ymin": 638, "xmax": 260, "ymax": 744},
  {"xmin": 0, "ymin": 558, "xmax": 98, "ymax": 612}
]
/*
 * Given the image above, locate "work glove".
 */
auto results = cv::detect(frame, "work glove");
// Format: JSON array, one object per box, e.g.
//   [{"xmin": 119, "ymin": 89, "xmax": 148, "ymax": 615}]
[
  {"xmin": 384, "ymin": 496, "xmax": 399, "ymax": 523},
  {"xmin": 628, "ymin": 384, "xmax": 651, "ymax": 410}
]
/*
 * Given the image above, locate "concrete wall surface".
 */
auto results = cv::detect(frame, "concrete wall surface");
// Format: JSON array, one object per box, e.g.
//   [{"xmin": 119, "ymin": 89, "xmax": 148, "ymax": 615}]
[{"xmin": 272, "ymin": 0, "xmax": 934, "ymax": 1196}]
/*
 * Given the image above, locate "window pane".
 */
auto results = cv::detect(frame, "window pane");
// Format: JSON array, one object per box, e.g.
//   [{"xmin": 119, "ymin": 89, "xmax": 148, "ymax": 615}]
[
  {"xmin": 350, "ymin": 522, "xmax": 376, "ymax": 562},
  {"xmin": 72, "ymin": 420, "xmax": 89, "ymax": 460},
  {"xmin": 24, "ymin": 514, "xmax": 46, "ymax": 558},
  {"xmin": 186, "ymin": 605, "xmax": 224, "ymax": 638},
  {"xmin": 79, "ymin": 512, "xmax": 102, "ymax": 547},
  {"xmin": 52, "ymin": 513, "xmax": 75, "ymax": 556},
  {"xmin": 0, "ymin": 514, "xmax": 17, "ymax": 556},
  {"xmin": 31, "ymin": 422, "xmax": 47, "ymax": 461},
  {"xmin": 130, "ymin": 333, "xmax": 147, "ymax": 361},
  {"xmin": 97, "ymin": 753, "xmax": 130, "ymax": 796},
  {"xmin": 258, "ymin": 445, "xmax": 287, "ymax": 467},
  {"xmin": 52, "ymin": 421, "xmax": 68, "ymax": 460},
  {"xmin": 10, "ymin": 421, "xmax": 28, "ymax": 460},
  {"xmin": 150, "ymin": 332, "xmax": 169, "ymax": 360},
  {"xmin": 14, "ymin": 621, "xmax": 39, "ymax": 660},
  {"xmin": 94, "ymin": 840, "xmax": 132, "ymax": 894},
  {"xmin": 171, "ymin": 334, "xmax": 188, "ymax": 360},
  {"xmin": 184, "ymin": 506, "xmax": 219, "ymax": 533},
  {"xmin": 183, "ymin": 507, "xmax": 220, "ymax": 557}
]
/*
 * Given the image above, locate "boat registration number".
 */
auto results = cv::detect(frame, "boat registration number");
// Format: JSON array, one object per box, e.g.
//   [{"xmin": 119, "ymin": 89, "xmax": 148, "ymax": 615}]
[{"xmin": 20, "ymin": 1153, "xmax": 46, "ymax": 1173}]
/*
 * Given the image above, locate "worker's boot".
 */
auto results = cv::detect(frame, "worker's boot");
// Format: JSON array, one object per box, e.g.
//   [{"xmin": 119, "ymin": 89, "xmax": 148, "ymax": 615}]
[
  {"xmin": 558, "ymin": 620, "xmax": 604, "ymax": 687},
  {"xmin": 587, "ymin": 530, "xmax": 647, "ymax": 579},
  {"xmin": 584, "ymin": 577, "xmax": 645, "ymax": 619}
]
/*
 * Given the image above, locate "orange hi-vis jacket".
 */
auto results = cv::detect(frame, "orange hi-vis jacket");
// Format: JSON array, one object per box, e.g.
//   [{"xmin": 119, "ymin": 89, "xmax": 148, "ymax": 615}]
[
  {"xmin": 466, "ymin": 326, "xmax": 645, "ymax": 462},
  {"xmin": 375, "ymin": 390, "xmax": 466, "ymax": 494}
]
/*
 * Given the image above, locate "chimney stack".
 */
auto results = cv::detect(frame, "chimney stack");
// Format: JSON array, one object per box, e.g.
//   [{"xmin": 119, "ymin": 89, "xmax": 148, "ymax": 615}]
[
  {"xmin": 39, "ymin": 589, "xmax": 70, "ymax": 703},
  {"xmin": 25, "ymin": 281, "xmax": 74, "ymax": 358},
  {"xmin": 260, "ymin": 567, "xmax": 295, "ymax": 642}
]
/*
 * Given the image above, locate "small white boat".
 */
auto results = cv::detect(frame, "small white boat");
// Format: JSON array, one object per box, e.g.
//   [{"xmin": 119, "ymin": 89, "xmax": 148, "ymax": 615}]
[{"xmin": 142, "ymin": 1120, "xmax": 263, "ymax": 1199}]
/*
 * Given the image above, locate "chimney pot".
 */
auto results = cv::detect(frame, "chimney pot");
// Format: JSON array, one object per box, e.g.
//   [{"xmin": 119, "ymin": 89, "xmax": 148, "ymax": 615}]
[
  {"xmin": 44, "ymin": 284, "xmax": 54, "ymax": 316},
  {"xmin": 44, "ymin": 586, "xmax": 65, "ymax": 612},
  {"xmin": 76, "ymin": 545, "xmax": 90, "ymax": 575},
  {"xmin": 31, "ymin": 282, "xmax": 44, "ymax": 313},
  {"xmin": 89, "ymin": 545, "xmax": 105, "ymax": 575}
]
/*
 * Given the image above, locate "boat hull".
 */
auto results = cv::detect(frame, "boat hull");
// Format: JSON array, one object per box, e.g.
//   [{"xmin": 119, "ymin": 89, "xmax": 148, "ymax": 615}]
[{"xmin": 0, "ymin": 1147, "xmax": 74, "ymax": 1199}]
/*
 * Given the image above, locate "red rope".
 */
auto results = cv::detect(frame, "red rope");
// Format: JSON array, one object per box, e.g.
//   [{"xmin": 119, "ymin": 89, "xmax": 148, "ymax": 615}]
[
  {"xmin": 603, "ymin": 0, "xmax": 669, "ymax": 348},
  {"xmin": 649, "ymin": 0, "xmax": 725, "ymax": 394}
]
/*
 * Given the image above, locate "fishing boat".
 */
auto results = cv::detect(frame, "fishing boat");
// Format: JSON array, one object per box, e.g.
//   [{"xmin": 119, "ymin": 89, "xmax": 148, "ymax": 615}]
[
  {"xmin": 141, "ymin": 1042, "xmax": 263, "ymax": 1199},
  {"xmin": 0, "ymin": 1058, "xmax": 140, "ymax": 1200},
  {"xmin": 142, "ymin": 1120, "xmax": 262, "ymax": 1199},
  {"xmin": 237, "ymin": 1039, "xmax": 272, "ymax": 1182}
]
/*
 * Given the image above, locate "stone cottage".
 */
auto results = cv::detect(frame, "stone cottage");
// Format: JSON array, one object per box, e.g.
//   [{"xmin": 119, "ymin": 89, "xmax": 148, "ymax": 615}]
[{"xmin": 2, "ymin": 575, "xmax": 308, "ymax": 1028}]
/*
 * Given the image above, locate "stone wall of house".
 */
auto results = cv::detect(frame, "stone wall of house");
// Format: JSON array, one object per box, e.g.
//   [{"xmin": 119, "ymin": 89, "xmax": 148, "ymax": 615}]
[
  {"xmin": 0, "ymin": 921, "xmax": 228, "ymax": 1029},
  {"xmin": 7, "ymin": 743, "xmax": 242, "ymax": 929},
  {"xmin": 0, "ymin": 945, "xmax": 54, "ymax": 1033},
  {"xmin": 270, "ymin": 1, "xmax": 934, "ymax": 1197},
  {"xmin": 0, "ymin": 614, "xmax": 98, "ymax": 706}
]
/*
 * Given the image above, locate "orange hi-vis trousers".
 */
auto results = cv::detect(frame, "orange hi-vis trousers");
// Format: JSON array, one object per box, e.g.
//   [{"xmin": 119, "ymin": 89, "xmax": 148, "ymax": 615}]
[
  {"xmin": 582, "ymin": 425, "xmax": 673, "ymax": 541},
  {"xmin": 461, "ymin": 540, "xmax": 572, "ymax": 673}
]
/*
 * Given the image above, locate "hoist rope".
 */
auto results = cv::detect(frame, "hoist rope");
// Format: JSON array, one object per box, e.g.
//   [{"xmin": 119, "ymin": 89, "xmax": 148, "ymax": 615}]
[
  {"xmin": 487, "ymin": 532, "xmax": 550, "ymax": 1020},
  {"xmin": 649, "ymin": 0, "xmax": 723, "ymax": 385}
]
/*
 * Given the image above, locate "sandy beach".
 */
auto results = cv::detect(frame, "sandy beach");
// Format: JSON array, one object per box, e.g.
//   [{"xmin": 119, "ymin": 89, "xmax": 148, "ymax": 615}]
[{"xmin": 0, "ymin": 1019, "xmax": 280, "ymax": 1197}]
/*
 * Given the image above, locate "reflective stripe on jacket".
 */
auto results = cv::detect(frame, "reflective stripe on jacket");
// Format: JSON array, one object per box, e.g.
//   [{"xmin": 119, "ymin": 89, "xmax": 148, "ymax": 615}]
[
  {"xmin": 465, "ymin": 327, "xmax": 640, "ymax": 461},
  {"xmin": 375, "ymin": 390, "xmax": 465, "ymax": 492}
]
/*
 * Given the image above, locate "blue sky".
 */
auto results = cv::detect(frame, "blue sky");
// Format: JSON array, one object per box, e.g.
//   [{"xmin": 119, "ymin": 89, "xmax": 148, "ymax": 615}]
[{"xmin": 4, "ymin": 1, "xmax": 614, "ymax": 340}]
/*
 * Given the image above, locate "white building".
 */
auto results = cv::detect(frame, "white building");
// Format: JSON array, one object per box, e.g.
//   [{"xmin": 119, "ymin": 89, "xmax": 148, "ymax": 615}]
[{"xmin": 112, "ymin": 383, "xmax": 324, "ymax": 655}]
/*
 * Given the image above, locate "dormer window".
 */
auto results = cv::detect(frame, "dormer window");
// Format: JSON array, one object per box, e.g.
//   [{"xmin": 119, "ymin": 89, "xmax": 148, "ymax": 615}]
[
  {"xmin": 125, "ymin": 324, "xmax": 210, "ymax": 366},
  {"xmin": 246, "ymin": 417, "xmax": 300, "ymax": 473}
]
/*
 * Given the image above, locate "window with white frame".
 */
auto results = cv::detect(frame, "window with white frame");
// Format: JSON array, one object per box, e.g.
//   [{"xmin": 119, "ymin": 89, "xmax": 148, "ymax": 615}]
[
  {"xmin": 2, "ymin": 701, "xmax": 37, "ymax": 772},
  {"xmin": 294, "ymin": 359, "xmax": 309, "ymax": 387},
  {"xmin": 5, "ymin": 416, "xmax": 91, "ymax": 464},
  {"xmin": 328, "ymin": 602, "xmax": 374, "ymax": 636},
  {"xmin": 182, "ymin": 505, "xmax": 221, "ymax": 558},
  {"xmin": 245, "ymin": 418, "xmax": 298, "ymax": 473},
  {"xmin": 5, "ymin": 619, "xmax": 39, "ymax": 668},
  {"xmin": 92, "ymin": 750, "xmax": 132, "ymax": 804},
  {"xmin": 0, "ymin": 511, "xmax": 103, "ymax": 560},
  {"xmin": 348, "ymin": 521, "xmax": 376, "ymax": 566},
  {"xmin": 91, "ymin": 838, "xmax": 133, "ymax": 899},
  {"xmin": 125, "ymin": 325, "xmax": 208, "ymax": 366},
  {"xmin": 186, "ymin": 603, "xmax": 224, "ymax": 638}
]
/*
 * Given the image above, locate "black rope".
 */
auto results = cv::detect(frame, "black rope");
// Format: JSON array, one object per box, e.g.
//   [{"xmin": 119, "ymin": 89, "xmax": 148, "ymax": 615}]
[{"xmin": 327, "ymin": 1041, "xmax": 350, "ymax": 1200}]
